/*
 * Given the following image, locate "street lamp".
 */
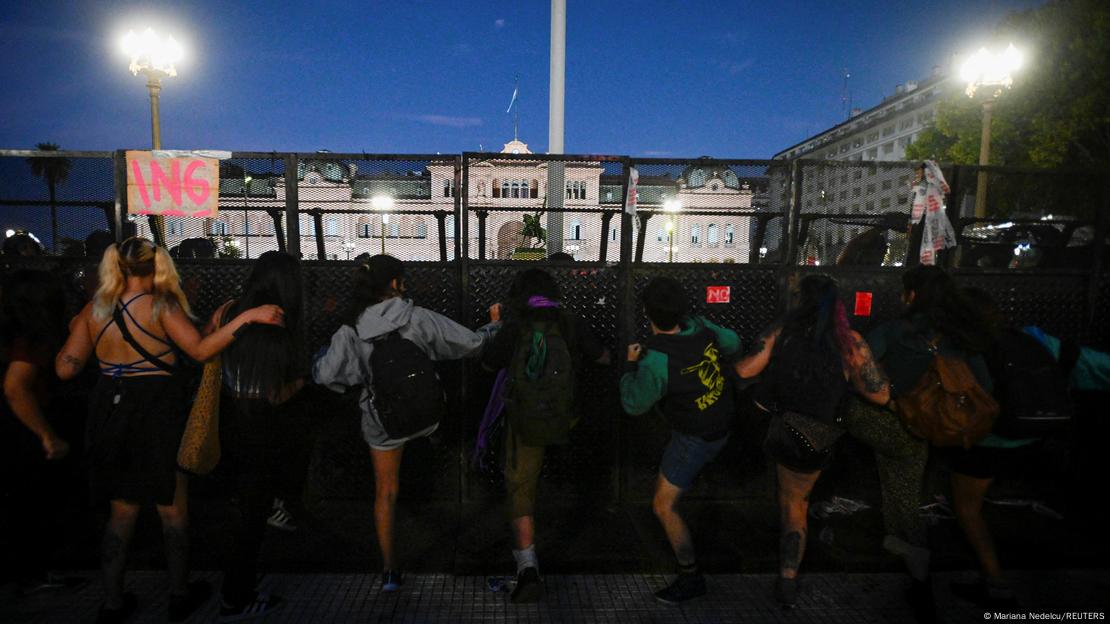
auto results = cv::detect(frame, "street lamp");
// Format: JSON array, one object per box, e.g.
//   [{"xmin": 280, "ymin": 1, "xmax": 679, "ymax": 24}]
[
  {"xmin": 663, "ymin": 199, "xmax": 681, "ymax": 263},
  {"xmin": 372, "ymin": 195, "xmax": 394, "ymax": 255},
  {"xmin": 242, "ymin": 175, "xmax": 251, "ymax": 259},
  {"xmin": 121, "ymin": 27, "xmax": 184, "ymax": 245},
  {"xmin": 342, "ymin": 240, "xmax": 356, "ymax": 260},
  {"xmin": 960, "ymin": 43, "xmax": 1023, "ymax": 219}
]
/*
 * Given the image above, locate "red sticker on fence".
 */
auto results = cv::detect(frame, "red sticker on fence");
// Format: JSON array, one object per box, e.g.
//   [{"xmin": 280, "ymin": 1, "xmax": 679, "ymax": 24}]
[
  {"xmin": 706, "ymin": 286, "xmax": 730, "ymax": 304},
  {"xmin": 854, "ymin": 292, "xmax": 873, "ymax": 316}
]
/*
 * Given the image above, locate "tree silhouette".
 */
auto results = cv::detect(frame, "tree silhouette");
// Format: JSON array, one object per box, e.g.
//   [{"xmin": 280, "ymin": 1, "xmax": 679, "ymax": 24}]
[{"xmin": 27, "ymin": 142, "xmax": 72, "ymax": 252}]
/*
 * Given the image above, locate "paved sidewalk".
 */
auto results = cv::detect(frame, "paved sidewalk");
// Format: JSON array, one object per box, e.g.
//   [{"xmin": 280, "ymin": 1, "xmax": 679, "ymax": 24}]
[{"xmin": 3, "ymin": 569, "xmax": 1108, "ymax": 623}]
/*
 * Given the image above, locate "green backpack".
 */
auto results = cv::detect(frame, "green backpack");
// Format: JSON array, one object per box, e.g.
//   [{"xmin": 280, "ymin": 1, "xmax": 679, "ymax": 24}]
[{"xmin": 503, "ymin": 318, "xmax": 577, "ymax": 446}]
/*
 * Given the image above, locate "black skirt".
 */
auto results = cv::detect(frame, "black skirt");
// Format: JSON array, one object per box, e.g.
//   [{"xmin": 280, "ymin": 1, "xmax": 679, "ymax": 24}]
[{"xmin": 86, "ymin": 374, "xmax": 188, "ymax": 506}]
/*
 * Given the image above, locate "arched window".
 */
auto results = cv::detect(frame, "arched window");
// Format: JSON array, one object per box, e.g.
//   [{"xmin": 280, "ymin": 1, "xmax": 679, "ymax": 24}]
[
  {"xmin": 210, "ymin": 220, "xmax": 229, "ymax": 236},
  {"xmin": 326, "ymin": 217, "xmax": 339, "ymax": 236},
  {"xmin": 389, "ymin": 222, "xmax": 400, "ymax": 238},
  {"xmin": 415, "ymin": 219, "xmax": 428, "ymax": 239},
  {"xmin": 707, "ymin": 223, "xmax": 718, "ymax": 246},
  {"xmin": 492, "ymin": 179, "xmax": 500, "ymax": 199},
  {"xmin": 690, "ymin": 224, "xmax": 701, "ymax": 245},
  {"xmin": 521, "ymin": 180, "xmax": 529, "ymax": 198},
  {"xmin": 568, "ymin": 218, "xmax": 581, "ymax": 240},
  {"xmin": 502, "ymin": 180, "xmax": 511, "ymax": 198},
  {"xmin": 357, "ymin": 217, "xmax": 371, "ymax": 238},
  {"xmin": 531, "ymin": 179, "xmax": 539, "ymax": 198},
  {"xmin": 511, "ymin": 182, "xmax": 520, "ymax": 199},
  {"xmin": 443, "ymin": 179, "xmax": 453, "ymax": 198},
  {"xmin": 725, "ymin": 224, "xmax": 735, "ymax": 246}
]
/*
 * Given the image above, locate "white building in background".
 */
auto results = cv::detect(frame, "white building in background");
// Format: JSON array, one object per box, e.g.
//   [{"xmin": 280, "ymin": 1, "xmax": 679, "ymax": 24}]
[
  {"xmin": 145, "ymin": 138, "xmax": 765, "ymax": 263},
  {"xmin": 771, "ymin": 68, "xmax": 952, "ymax": 264}
]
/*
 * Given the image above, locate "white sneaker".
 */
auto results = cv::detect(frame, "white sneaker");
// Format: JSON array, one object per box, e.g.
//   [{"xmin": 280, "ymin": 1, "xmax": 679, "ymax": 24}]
[{"xmin": 266, "ymin": 499, "xmax": 297, "ymax": 532}]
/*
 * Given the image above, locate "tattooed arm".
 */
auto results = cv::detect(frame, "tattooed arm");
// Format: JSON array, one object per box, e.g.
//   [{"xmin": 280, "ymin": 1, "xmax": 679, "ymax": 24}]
[
  {"xmin": 846, "ymin": 330, "xmax": 890, "ymax": 405},
  {"xmin": 55, "ymin": 303, "xmax": 94, "ymax": 381},
  {"xmin": 735, "ymin": 326, "xmax": 781, "ymax": 379}
]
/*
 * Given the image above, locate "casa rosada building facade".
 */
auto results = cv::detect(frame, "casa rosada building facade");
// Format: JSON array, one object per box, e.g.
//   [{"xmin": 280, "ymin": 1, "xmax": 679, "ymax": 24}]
[{"xmin": 140, "ymin": 138, "xmax": 769, "ymax": 263}]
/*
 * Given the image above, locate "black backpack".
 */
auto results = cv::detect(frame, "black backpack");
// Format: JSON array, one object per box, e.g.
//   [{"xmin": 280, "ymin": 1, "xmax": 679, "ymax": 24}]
[
  {"xmin": 503, "ymin": 318, "xmax": 577, "ymax": 446},
  {"xmin": 368, "ymin": 331, "xmax": 447, "ymax": 439},
  {"xmin": 987, "ymin": 329, "xmax": 1074, "ymax": 438}
]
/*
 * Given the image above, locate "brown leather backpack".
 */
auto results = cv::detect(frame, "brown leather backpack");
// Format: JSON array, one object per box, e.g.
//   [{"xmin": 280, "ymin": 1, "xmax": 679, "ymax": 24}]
[{"xmin": 896, "ymin": 337, "xmax": 999, "ymax": 449}]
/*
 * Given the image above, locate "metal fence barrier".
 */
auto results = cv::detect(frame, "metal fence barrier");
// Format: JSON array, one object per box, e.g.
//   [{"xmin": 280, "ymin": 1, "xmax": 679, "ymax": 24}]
[{"xmin": 2, "ymin": 149, "xmax": 1108, "ymax": 505}]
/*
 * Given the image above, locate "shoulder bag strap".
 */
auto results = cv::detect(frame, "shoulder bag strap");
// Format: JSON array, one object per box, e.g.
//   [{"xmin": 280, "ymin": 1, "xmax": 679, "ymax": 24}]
[{"xmin": 112, "ymin": 305, "xmax": 176, "ymax": 374}]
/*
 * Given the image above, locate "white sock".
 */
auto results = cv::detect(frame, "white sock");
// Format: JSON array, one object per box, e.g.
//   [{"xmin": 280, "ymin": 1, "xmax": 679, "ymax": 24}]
[
  {"xmin": 883, "ymin": 535, "xmax": 931, "ymax": 581},
  {"xmin": 512, "ymin": 545, "xmax": 538, "ymax": 575}
]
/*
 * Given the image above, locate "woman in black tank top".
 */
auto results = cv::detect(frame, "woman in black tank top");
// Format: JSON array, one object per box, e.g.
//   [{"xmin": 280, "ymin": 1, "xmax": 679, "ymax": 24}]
[
  {"xmin": 736, "ymin": 275, "xmax": 890, "ymax": 608},
  {"xmin": 55, "ymin": 237, "xmax": 284, "ymax": 622}
]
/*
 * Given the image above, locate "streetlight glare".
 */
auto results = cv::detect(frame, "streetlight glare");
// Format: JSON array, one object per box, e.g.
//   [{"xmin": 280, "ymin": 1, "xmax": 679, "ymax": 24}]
[
  {"xmin": 122, "ymin": 28, "xmax": 184, "ymax": 77},
  {"xmin": 663, "ymin": 199, "xmax": 682, "ymax": 213},
  {"xmin": 371, "ymin": 195, "xmax": 395, "ymax": 211},
  {"xmin": 960, "ymin": 43, "xmax": 1023, "ymax": 96}
]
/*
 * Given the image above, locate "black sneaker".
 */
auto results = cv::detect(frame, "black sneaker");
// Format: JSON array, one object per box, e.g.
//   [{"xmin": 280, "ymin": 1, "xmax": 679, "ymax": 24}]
[
  {"xmin": 775, "ymin": 577, "xmax": 798, "ymax": 608},
  {"xmin": 169, "ymin": 580, "xmax": 212, "ymax": 622},
  {"xmin": 654, "ymin": 572, "xmax": 707, "ymax": 605},
  {"xmin": 218, "ymin": 592, "xmax": 283, "ymax": 623},
  {"xmin": 96, "ymin": 592, "xmax": 137, "ymax": 624},
  {"xmin": 510, "ymin": 567, "xmax": 543, "ymax": 604},
  {"xmin": 950, "ymin": 579, "xmax": 1018, "ymax": 609},
  {"xmin": 381, "ymin": 570, "xmax": 404, "ymax": 593}
]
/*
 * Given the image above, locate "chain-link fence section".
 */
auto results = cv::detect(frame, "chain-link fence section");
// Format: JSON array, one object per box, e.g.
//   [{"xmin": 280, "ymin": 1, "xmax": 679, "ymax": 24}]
[
  {"xmin": 627, "ymin": 159, "xmax": 788, "ymax": 265},
  {"xmin": 0, "ymin": 151, "xmax": 116, "ymax": 257},
  {"xmin": 461, "ymin": 153, "xmax": 627, "ymax": 262},
  {"xmin": 2, "ymin": 150, "xmax": 1104, "ymax": 274},
  {"xmin": 793, "ymin": 160, "xmax": 921, "ymax": 268}
]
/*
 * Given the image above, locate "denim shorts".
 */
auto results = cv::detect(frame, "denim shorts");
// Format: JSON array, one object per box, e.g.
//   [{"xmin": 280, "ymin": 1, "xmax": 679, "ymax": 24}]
[{"xmin": 659, "ymin": 430, "xmax": 729, "ymax": 490}]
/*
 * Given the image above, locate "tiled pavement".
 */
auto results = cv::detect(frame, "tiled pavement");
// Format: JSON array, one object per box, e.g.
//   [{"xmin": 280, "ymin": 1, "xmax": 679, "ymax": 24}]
[{"xmin": 4, "ymin": 569, "xmax": 1108, "ymax": 623}]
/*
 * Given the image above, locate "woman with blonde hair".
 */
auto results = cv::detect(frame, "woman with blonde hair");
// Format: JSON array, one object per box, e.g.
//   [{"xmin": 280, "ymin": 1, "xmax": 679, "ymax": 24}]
[{"xmin": 55, "ymin": 237, "xmax": 284, "ymax": 623}]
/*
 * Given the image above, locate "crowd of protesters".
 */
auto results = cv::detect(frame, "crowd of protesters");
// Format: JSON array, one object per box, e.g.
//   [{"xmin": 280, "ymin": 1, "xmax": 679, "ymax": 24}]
[{"xmin": 2, "ymin": 234, "xmax": 1107, "ymax": 624}]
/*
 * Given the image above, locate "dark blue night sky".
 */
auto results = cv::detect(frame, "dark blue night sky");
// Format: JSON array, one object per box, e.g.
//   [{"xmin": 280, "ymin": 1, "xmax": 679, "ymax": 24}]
[{"xmin": 1, "ymin": 0, "xmax": 1041, "ymax": 158}]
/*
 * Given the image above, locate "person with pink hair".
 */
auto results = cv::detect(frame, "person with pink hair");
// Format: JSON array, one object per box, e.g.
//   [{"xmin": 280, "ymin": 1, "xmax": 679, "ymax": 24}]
[{"xmin": 736, "ymin": 274, "xmax": 890, "ymax": 608}]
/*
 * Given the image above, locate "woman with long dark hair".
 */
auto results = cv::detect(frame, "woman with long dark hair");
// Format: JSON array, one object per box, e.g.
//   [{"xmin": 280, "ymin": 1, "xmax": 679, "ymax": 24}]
[
  {"xmin": 54, "ymin": 237, "xmax": 284, "ymax": 623},
  {"xmin": 206, "ymin": 251, "xmax": 306, "ymax": 620},
  {"xmin": 736, "ymin": 274, "xmax": 889, "ymax": 608},
  {"xmin": 1, "ymin": 270, "xmax": 72, "ymax": 593},
  {"xmin": 841, "ymin": 265, "xmax": 993, "ymax": 621},
  {"xmin": 313, "ymin": 255, "xmax": 495, "ymax": 594}
]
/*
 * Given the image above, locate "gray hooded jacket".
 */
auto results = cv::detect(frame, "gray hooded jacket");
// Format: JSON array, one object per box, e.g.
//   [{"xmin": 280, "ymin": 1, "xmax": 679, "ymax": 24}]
[{"xmin": 313, "ymin": 297, "xmax": 495, "ymax": 449}]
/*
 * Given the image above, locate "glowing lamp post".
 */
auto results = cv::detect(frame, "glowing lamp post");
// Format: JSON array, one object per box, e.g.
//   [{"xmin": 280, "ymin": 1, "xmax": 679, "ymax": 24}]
[
  {"xmin": 663, "ymin": 199, "xmax": 681, "ymax": 263},
  {"xmin": 960, "ymin": 43, "xmax": 1023, "ymax": 219},
  {"xmin": 121, "ymin": 27, "xmax": 184, "ymax": 245},
  {"xmin": 372, "ymin": 195, "xmax": 394, "ymax": 255}
]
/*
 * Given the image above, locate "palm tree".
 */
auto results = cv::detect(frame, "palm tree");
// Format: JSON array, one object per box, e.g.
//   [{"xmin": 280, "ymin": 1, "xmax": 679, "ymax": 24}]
[{"xmin": 27, "ymin": 142, "xmax": 72, "ymax": 253}]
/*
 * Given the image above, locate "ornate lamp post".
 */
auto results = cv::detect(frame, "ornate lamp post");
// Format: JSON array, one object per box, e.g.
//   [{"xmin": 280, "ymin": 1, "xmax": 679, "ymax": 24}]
[
  {"xmin": 663, "ymin": 198, "xmax": 681, "ymax": 263},
  {"xmin": 121, "ymin": 28, "xmax": 184, "ymax": 245},
  {"xmin": 372, "ymin": 195, "xmax": 394, "ymax": 256},
  {"xmin": 342, "ymin": 240, "xmax": 356, "ymax": 260},
  {"xmin": 960, "ymin": 43, "xmax": 1023, "ymax": 219}
]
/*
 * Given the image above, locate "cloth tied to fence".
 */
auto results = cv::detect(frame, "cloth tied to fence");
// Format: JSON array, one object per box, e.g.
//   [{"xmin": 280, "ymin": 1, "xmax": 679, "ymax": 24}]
[{"xmin": 910, "ymin": 160, "xmax": 957, "ymax": 266}]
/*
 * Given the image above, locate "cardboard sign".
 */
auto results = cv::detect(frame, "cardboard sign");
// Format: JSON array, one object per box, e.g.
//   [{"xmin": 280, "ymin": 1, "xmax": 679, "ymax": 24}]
[
  {"xmin": 854, "ymin": 291, "xmax": 873, "ymax": 317},
  {"xmin": 126, "ymin": 150, "xmax": 219, "ymax": 217},
  {"xmin": 706, "ymin": 286, "xmax": 730, "ymax": 304}
]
